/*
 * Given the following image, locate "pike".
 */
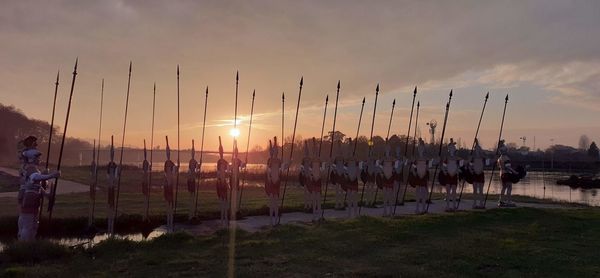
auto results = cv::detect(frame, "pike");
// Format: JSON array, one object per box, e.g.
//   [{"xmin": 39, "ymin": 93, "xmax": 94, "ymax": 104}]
[
  {"xmin": 39, "ymin": 71, "xmax": 59, "ymax": 221},
  {"xmin": 279, "ymin": 77, "xmax": 303, "ymax": 224},
  {"xmin": 89, "ymin": 79, "xmax": 104, "ymax": 227},
  {"xmin": 318, "ymin": 95, "xmax": 329, "ymax": 157},
  {"xmin": 372, "ymin": 97, "xmax": 394, "ymax": 205},
  {"xmin": 395, "ymin": 87, "xmax": 417, "ymax": 213},
  {"xmin": 321, "ymin": 81, "xmax": 341, "ymax": 219},
  {"xmin": 146, "ymin": 83, "xmax": 157, "ymax": 221},
  {"xmin": 113, "ymin": 61, "xmax": 133, "ymax": 230},
  {"xmin": 484, "ymin": 94, "xmax": 509, "ymax": 207},
  {"xmin": 48, "ymin": 58, "xmax": 78, "ymax": 222},
  {"xmin": 281, "ymin": 92, "xmax": 285, "ymax": 161},
  {"xmin": 344, "ymin": 97, "xmax": 366, "ymax": 205},
  {"xmin": 238, "ymin": 90, "xmax": 255, "ymax": 210},
  {"xmin": 88, "ymin": 139, "xmax": 96, "ymax": 227},
  {"xmin": 174, "ymin": 65, "xmax": 181, "ymax": 215},
  {"xmin": 410, "ymin": 102, "xmax": 421, "ymax": 156},
  {"xmin": 457, "ymin": 92, "xmax": 489, "ymax": 208},
  {"xmin": 426, "ymin": 90, "xmax": 453, "ymax": 213},
  {"xmin": 359, "ymin": 84, "xmax": 380, "ymax": 214},
  {"xmin": 228, "ymin": 71, "xmax": 239, "ymax": 220},
  {"xmin": 194, "ymin": 87, "xmax": 208, "ymax": 216}
]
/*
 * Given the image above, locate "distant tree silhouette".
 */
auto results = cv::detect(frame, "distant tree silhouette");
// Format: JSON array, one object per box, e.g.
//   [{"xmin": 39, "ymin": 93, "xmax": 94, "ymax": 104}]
[
  {"xmin": 579, "ymin": 135, "xmax": 591, "ymax": 150},
  {"xmin": 588, "ymin": 141, "xmax": 599, "ymax": 159}
]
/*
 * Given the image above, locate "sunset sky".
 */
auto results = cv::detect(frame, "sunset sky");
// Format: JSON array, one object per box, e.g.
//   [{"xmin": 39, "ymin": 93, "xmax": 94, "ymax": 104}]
[{"xmin": 2, "ymin": 0, "xmax": 600, "ymax": 152}]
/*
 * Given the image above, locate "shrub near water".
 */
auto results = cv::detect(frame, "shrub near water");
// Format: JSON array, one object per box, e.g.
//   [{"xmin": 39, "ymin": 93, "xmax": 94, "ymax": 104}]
[{"xmin": 2, "ymin": 240, "xmax": 71, "ymax": 263}]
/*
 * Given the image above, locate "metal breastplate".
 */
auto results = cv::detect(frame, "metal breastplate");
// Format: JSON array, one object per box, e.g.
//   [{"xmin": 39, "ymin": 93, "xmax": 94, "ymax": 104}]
[
  {"xmin": 446, "ymin": 159, "xmax": 458, "ymax": 176},
  {"xmin": 416, "ymin": 160, "xmax": 427, "ymax": 178}
]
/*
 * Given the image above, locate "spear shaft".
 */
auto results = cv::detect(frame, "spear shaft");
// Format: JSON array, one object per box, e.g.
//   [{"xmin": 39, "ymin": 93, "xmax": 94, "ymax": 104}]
[
  {"xmin": 174, "ymin": 66, "xmax": 181, "ymax": 215},
  {"xmin": 238, "ymin": 90, "xmax": 255, "ymax": 210},
  {"xmin": 228, "ymin": 72, "xmax": 240, "ymax": 220},
  {"xmin": 39, "ymin": 71, "xmax": 59, "ymax": 220},
  {"xmin": 48, "ymin": 58, "xmax": 78, "ymax": 222},
  {"xmin": 279, "ymin": 77, "xmax": 303, "ymax": 224},
  {"xmin": 146, "ymin": 83, "xmax": 156, "ymax": 221},
  {"xmin": 344, "ymin": 97, "xmax": 366, "ymax": 205},
  {"xmin": 318, "ymin": 95, "xmax": 329, "ymax": 157},
  {"xmin": 484, "ymin": 95, "xmax": 509, "ymax": 207},
  {"xmin": 457, "ymin": 93, "xmax": 489, "ymax": 208},
  {"xmin": 395, "ymin": 87, "xmax": 417, "ymax": 212},
  {"xmin": 359, "ymin": 84, "xmax": 379, "ymax": 214},
  {"xmin": 113, "ymin": 62, "xmax": 133, "ymax": 228},
  {"xmin": 90, "ymin": 79, "xmax": 104, "ymax": 226},
  {"xmin": 426, "ymin": 91, "xmax": 453, "ymax": 213},
  {"xmin": 321, "ymin": 81, "xmax": 341, "ymax": 219},
  {"xmin": 194, "ymin": 87, "xmax": 208, "ymax": 216}
]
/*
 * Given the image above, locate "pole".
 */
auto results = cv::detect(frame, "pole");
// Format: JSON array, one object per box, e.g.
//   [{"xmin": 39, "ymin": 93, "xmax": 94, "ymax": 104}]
[
  {"xmin": 48, "ymin": 58, "xmax": 78, "ymax": 222},
  {"xmin": 359, "ymin": 84, "xmax": 379, "ymax": 214},
  {"xmin": 281, "ymin": 92, "xmax": 285, "ymax": 161},
  {"xmin": 484, "ymin": 94, "xmax": 509, "ymax": 207},
  {"xmin": 456, "ymin": 92, "xmax": 489, "ymax": 208},
  {"xmin": 39, "ymin": 71, "xmax": 59, "ymax": 221},
  {"xmin": 174, "ymin": 65, "xmax": 181, "ymax": 215},
  {"xmin": 395, "ymin": 87, "xmax": 417, "ymax": 211},
  {"xmin": 279, "ymin": 77, "xmax": 303, "ymax": 224},
  {"xmin": 113, "ymin": 61, "xmax": 133, "ymax": 229},
  {"xmin": 344, "ymin": 97, "xmax": 366, "ymax": 205},
  {"xmin": 146, "ymin": 83, "xmax": 156, "ymax": 221},
  {"xmin": 89, "ymin": 79, "xmax": 104, "ymax": 226},
  {"xmin": 321, "ymin": 81, "xmax": 341, "ymax": 219},
  {"xmin": 425, "ymin": 90, "xmax": 453, "ymax": 213},
  {"xmin": 318, "ymin": 95, "xmax": 329, "ymax": 157},
  {"xmin": 194, "ymin": 87, "xmax": 208, "ymax": 216},
  {"xmin": 238, "ymin": 90, "xmax": 255, "ymax": 209}
]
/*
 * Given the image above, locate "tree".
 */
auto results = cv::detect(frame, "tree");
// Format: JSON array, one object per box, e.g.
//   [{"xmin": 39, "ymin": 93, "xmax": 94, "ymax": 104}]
[
  {"xmin": 588, "ymin": 141, "xmax": 599, "ymax": 159},
  {"xmin": 579, "ymin": 135, "xmax": 591, "ymax": 150}
]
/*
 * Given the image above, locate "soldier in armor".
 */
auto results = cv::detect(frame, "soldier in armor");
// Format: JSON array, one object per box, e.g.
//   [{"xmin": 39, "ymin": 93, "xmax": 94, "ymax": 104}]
[
  {"xmin": 106, "ymin": 136, "xmax": 119, "ymax": 235},
  {"xmin": 361, "ymin": 157, "xmax": 378, "ymax": 207},
  {"xmin": 469, "ymin": 139, "xmax": 486, "ymax": 209},
  {"xmin": 163, "ymin": 136, "xmax": 177, "ymax": 232},
  {"xmin": 309, "ymin": 138, "xmax": 323, "ymax": 221},
  {"xmin": 331, "ymin": 141, "xmax": 345, "ymax": 210},
  {"xmin": 409, "ymin": 138, "xmax": 430, "ymax": 214},
  {"xmin": 216, "ymin": 136, "xmax": 229, "ymax": 226},
  {"xmin": 187, "ymin": 140, "xmax": 199, "ymax": 220},
  {"xmin": 299, "ymin": 140, "xmax": 312, "ymax": 212},
  {"xmin": 265, "ymin": 137, "xmax": 283, "ymax": 226},
  {"xmin": 393, "ymin": 146, "xmax": 405, "ymax": 206},
  {"xmin": 344, "ymin": 139, "xmax": 360, "ymax": 218},
  {"xmin": 18, "ymin": 165, "xmax": 59, "ymax": 241},
  {"xmin": 18, "ymin": 136, "xmax": 42, "ymax": 197},
  {"xmin": 229, "ymin": 139, "xmax": 245, "ymax": 218},
  {"xmin": 439, "ymin": 138, "xmax": 461, "ymax": 211},
  {"xmin": 498, "ymin": 139, "xmax": 517, "ymax": 207},
  {"xmin": 378, "ymin": 144, "xmax": 396, "ymax": 216}
]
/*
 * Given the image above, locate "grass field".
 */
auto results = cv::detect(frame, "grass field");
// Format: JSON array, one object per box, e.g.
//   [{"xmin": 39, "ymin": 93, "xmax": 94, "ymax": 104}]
[{"xmin": 1, "ymin": 207, "xmax": 599, "ymax": 277}]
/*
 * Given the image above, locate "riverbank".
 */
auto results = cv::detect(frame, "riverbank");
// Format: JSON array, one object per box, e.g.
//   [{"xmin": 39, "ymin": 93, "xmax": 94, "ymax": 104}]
[{"xmin": 2, "ymin": 207, "xmax": 599, "ymax": 277}]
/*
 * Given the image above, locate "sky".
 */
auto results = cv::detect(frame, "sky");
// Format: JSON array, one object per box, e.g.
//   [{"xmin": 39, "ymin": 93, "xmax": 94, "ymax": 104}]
[{"xmin": 1, "ymin": 0, "xmax": 600, "ymax": 152}]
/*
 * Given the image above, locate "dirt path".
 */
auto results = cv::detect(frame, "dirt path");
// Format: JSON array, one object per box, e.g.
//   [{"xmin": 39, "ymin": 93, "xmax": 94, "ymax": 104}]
[
  {"xmin": 174, "ymin": 200, "xmax": 575, "ymax": 236},
  {"xmin": 0, "ymin": 166, "xmax": 89, "ymax": 198}
]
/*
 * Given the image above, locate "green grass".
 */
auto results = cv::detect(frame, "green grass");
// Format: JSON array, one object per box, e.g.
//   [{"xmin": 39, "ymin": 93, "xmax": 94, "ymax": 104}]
[{"xmin": 1, "ymin": 207, "xmax": 599, "ymax": 277}]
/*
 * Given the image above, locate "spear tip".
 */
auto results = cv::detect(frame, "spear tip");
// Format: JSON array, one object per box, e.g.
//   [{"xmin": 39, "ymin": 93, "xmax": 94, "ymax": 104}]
[
  {"xmin": 282, "ymin": 92, "xmax": 285, "ymax": 100},
  {"xmin": 376, "ymin": 83, "xmax": 380, "ymax": 93},
  {"xmin": 205, "ymin": 86, "xmax": 208, "ymax": 95},
  {"xmin": 449, "ymin": 89, "xmax": 453, "ymax": 97},
  {"xmin": 417, "ymin": 101, "xmax": 420, "ymax": 107},
  {"xmin": 326, "ymin": 94, "xmax": 329, "ymax": 102},
  {"xmin": 128, "ymin": 61, "xmax": 132, "ymax": 72},
  {"xmin": 505, "ymin": 94, "xmax": 509, "ymax": 101},
  {"xmin": 236, "ymin": 71, "xmax": 239, "ymax": 81},
  {"xmin": 56, "ymin": 70, "xmax": 60, "ymax": 83},
  {"xmin": 73, "ymin": 57, "xmax": 78, "ymax": 73},
  {"xmin": 485, "ymin": 92, "xmax": 490, "ymax": 99},
  {"xmin": 414, "ymin": 86, "xmax": 417, "ymax": 95},
  {"xmin": 252, "ymin": 89, "xmax": 256, "ymax": 97},
  {"xmin": 337, "ymin": 80, "xmax": 341, "ymax": 90},
  {"xmin": 177, "ymin": 64, "xmax": 180, "ymax": 75},
  {"xmin": 393, "ymin": 99, "xmax": 396, "ymax": 106},
  {"xmin": 300, "ymin": 76, "xmax": 304, "ymax": 86},
  {"xmin": 362, "ymin": 97, "xmax": 366, "ymax": 104}
]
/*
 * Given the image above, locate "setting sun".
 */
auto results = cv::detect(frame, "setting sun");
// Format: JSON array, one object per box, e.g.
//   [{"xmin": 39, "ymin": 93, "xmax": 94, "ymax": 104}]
[{"xmin": 229, "ymin": 128, "xmax": 240, "ymax": 138}]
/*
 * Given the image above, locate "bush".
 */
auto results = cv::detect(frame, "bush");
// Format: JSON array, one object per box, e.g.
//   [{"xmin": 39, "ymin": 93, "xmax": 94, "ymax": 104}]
[{"xmin": 2, "ymin": 240, "xmax": 70, "ymax": 263}]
